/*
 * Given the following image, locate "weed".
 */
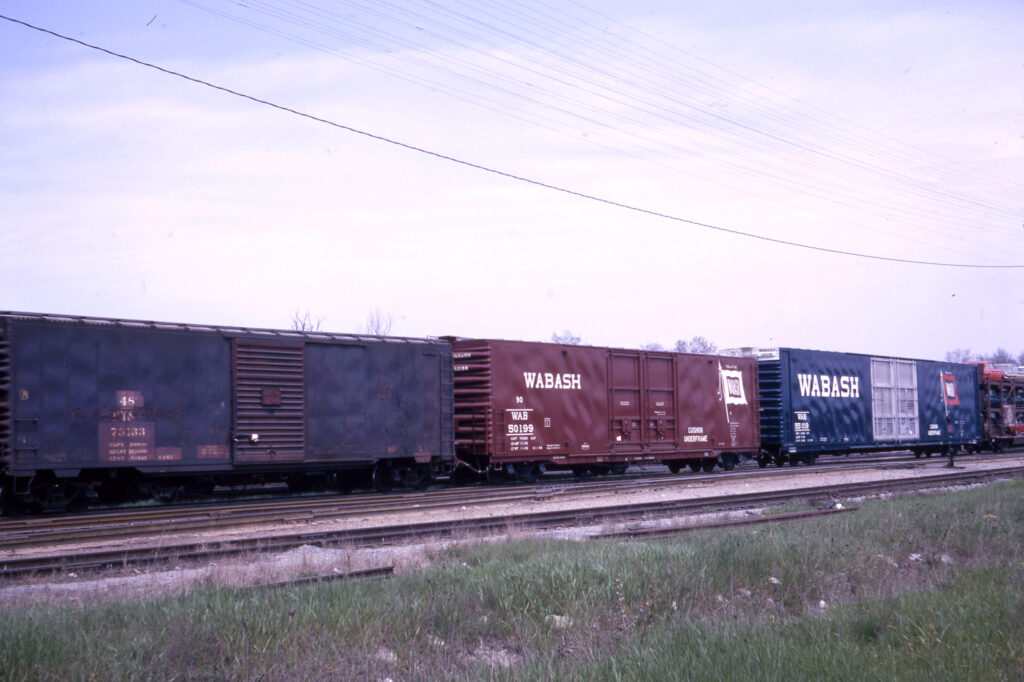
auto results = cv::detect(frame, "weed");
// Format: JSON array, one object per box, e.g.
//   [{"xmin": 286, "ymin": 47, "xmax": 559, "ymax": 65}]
[{"xmin": 2, "ymin": 482, "xmax": 1023, "ymax": 680}]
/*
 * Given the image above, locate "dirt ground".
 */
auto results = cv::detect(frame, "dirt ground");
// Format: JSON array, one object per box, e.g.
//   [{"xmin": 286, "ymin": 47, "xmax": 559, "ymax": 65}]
[{"xmin": 2, "ymin": 455, "xmax": 1020, "ymax": 607}]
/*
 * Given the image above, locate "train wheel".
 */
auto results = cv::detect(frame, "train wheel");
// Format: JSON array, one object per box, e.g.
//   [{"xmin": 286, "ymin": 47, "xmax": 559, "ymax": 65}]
[
  {"xmin": 700, "ymin": 459, "xmax": 716, "ymax": 473},
  {"xmin": 756, "ymin": 454, "xmax": 769, "ymax": 469},
  {"xmin": 688, "ymin": 461, "xmax": 701, "ymax": 473},
  {"xmin": 402, "ymin": 464, "xmax": 432, "ymax": 491},
  {"xmin": 372, "ymin": 462, "xmax": 393, "ymax": 492},
  {"xmin": 667, "ymin": 462, "xmax": 682, "ymax": 474},
  {"xmin": 65, "ymin": 483, "xmax": 91, "ymax": 512},
  {"xmin": 485, "ymin": 466, "xmax": 506, "ymax": 485},
  {"xmin": 720, "ymin": 454, "xmax": 738, "ymax": 471},
  {"xmin": 514, "ymin": 463, "xmax": 539, "ymax": 483}
]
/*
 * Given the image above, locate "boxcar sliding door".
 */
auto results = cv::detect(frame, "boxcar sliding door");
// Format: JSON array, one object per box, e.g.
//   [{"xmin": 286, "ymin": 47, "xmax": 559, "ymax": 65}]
[{"xmin": 231, "ymin": 339, "xmax": 307, "ymax": 463}]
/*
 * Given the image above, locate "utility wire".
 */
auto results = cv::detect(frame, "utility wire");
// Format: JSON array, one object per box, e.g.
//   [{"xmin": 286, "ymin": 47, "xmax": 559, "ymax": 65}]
[
  {"xmin": 179, "ymin": 0, "xmax": 1024, "ymax": 256},
  {"xmin": 2, "ymin": 13, "xmax": 1022, "ymax": 269}
]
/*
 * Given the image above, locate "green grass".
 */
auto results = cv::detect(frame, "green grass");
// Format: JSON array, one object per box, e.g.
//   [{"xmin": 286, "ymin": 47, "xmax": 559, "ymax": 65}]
[{"xmin": 2, "ymin": 481, "xmax": 1023, "ymax": 680}]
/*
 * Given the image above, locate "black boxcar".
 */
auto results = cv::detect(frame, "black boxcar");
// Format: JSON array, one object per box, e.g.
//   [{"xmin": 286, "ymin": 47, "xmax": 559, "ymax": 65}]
[
  {"xmin": 739, "ymin": 347, "xmax": 981, "ymax": 465},
  {"xmin": 451, "ymin": 338, "xmax": 760, "ymax": 481},
  {"xmin": 0, "ymin": 312, "xmax": 453, "ymax": 510}
]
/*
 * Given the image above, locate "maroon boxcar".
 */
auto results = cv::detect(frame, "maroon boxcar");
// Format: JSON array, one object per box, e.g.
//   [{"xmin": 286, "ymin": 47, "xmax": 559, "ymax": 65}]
[{"xmin": 451, "ymin": 339, "xmax": 760, "ymax": 481}]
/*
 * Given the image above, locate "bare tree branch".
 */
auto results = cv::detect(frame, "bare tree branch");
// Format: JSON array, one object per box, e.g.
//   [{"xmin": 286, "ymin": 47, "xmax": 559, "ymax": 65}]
[
  {"xmin": 291, "ymin": 309, "xmax": 323, "ymax": 332},
  {"xmin": 551, "ymin": 330, "xmax": 581, "ymax": 345},
  {"xmin": 364, "ymin": 308, "xmax": 393, "ymax": 336}
]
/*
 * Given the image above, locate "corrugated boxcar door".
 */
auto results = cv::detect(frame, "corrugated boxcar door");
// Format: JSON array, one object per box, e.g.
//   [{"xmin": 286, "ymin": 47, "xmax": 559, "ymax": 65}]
[
  {"xmin": 610, "ymin": 352, "xmax": 643, "ymax": 450},
  {"xmin": 232, "ymin": 339, "xmax": 306, "ymax": 463},
  {"xmin": 645, "ymin": 355, "xmax": 675, "ymax": 448}
]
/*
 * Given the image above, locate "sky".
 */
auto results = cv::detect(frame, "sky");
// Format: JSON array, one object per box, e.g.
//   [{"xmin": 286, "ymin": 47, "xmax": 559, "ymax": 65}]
[{"xmin": 2, "ymin": 0, "xmax": 1023, "ymax": 360}]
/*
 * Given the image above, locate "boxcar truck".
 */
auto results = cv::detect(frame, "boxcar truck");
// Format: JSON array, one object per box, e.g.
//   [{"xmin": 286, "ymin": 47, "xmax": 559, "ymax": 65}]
[
  {"xmin": 0, "ymin": 312, "xmax": 454, "ymax": 513},
  {"xmin": 450, "ymin": 338, "xmax": 760, "ymax": 482},
  {"xmin": 743, "ymin": 348, "xmax": 981, "ymax": 466}
]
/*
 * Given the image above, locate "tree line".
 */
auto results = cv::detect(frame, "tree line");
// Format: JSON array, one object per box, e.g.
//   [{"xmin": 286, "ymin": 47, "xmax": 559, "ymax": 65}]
[
  {"xmin": 551, "ymin": 330, "xmax": 717, "ymax": 354},
  {"xmin": 945, "ymin": 347, "xmax": 1024, "ymax": 366}
]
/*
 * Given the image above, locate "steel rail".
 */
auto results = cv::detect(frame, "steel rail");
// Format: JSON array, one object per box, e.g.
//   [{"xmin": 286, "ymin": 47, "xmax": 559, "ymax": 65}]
[
  {"xmin": 0, "ymin": 451, "xmax": 1019, "ymax": 551},
  {"xmin": 247, "ymin": 565, "xmax": 394, "ymax": 590},
  {"xmin": 592, "ymin": 506, "xmax": 859, "ymax": 539},
  {"xmin": 2, "ymin": 465, "xmax": 1021, "ymax": 578}
]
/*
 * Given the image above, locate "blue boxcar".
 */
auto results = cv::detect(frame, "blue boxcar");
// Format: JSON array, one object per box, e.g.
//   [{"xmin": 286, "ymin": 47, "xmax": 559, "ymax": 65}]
[
  {"xmin": 755, "ymin": 348, "xmax": 980, "ymax": 465},
  {"xmin": 0, "ymin": 312, "xmax": 453, "ymax": 510}
]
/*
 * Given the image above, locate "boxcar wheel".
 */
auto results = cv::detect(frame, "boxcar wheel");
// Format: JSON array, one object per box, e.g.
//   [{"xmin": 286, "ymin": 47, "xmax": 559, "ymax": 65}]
[
  {"xmin": 372, "ymin": 462, "xmax": 393, "ymax": 492},
  {"xmin": 688, "ymin": 461, "xmax": 701, "ymax": 473},
  {"xmin": 514, "ymin": 463, "xmax": 539, "ymax": 483},
  {"xmin": 667, "ymin": 462, "xmax": 682, "ymax": 474},
  {"xmin": 485, "ymin": 466, "xmax": 507, "ymax": 485},
  {"xmin": 700, "ymin": 459, "xmax": 716, "ymax": 473},
  {"xmin": 65, "ymin": 484, "xmax": 90, "ymax": 512},
  {"xmin": 402, "ymin": 464, "xmax": 432, "ymax": 491}
]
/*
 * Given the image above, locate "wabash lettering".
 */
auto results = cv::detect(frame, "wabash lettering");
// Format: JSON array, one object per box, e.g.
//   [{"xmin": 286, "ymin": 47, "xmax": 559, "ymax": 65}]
[
  {"xmin": 523, "ymin": 372, "xmax": 582, "ymax": 390},
  {"xmin": 796, "ymin": 373, "xmax": 860, "ymax": 398}
]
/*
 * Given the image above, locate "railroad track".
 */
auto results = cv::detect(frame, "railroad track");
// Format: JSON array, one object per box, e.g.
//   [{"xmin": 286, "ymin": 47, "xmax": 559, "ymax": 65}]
[
  {"xmin": 0, "ymin": 449, "xmax": 1004, "ymax": 551},
  {"xmin": 0, "ymin": 450, "xmax": 1018, "ymax": 553},
  {"xmin": 2, "ymin": 464, "xmax": 1021, "ymax": 578}
]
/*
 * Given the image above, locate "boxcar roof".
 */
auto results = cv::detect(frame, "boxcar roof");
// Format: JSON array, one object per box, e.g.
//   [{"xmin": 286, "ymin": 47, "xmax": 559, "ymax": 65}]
[{"xmin": 0, "ymin": 311, "xmax": 445, "ymax": 345}]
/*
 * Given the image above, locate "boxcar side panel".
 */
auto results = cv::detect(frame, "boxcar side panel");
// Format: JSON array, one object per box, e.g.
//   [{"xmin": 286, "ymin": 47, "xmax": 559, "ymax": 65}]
[
  {"xmin": 779, "ymin": 349, "xmax": 873, "ymax": 455},
  {"xmin": 452, "ymin": 339, "xmax": 760, "ymax": 467},
  {"xmin": 486, "ymin": 341, "xmax": 610, "ymax": 462},
  {"xmin": 304, "ymin": 342, "xmax": 453, "ymax": 464},
  {"xmin": 9, "ymin": 320, "xmax": 231, "ymax": 476},
  {"xmin": 915, "ymin": 361, "xmax": 981, "ymax": 448},
  {"xmin": 769, "ymin": 348, "xmax": 980, "ymax": 456},
  {"xmin": 677, "ymin": 354, "xmax": 760, "ymax": 454}
]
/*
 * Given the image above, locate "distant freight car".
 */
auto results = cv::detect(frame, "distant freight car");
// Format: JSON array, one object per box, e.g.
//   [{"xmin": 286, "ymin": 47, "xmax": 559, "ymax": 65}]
[
  {"xmin": 973, "ymin": 362, "xmax": 1024, "ymax": 451},
  {"xmin": 450, "ymin": 339, "xmax": 760, "ymax": 481},
  {"xmin": 0, "ymin": 312, "xmax": 453, "ymax": 512},
  {"xmin": 735, "ymin": 348, "xmax": 981, "ymax": 465}
]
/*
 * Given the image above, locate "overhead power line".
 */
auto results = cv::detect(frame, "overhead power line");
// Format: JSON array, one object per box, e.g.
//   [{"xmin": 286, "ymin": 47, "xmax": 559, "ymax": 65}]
[
  {"xmin": 181, "ymin": 0, "xmax": 1024, "ymax": 256},
  {"xmin": 2, "ymin": 13, "xmax": 1022, "ymax": 269}
]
